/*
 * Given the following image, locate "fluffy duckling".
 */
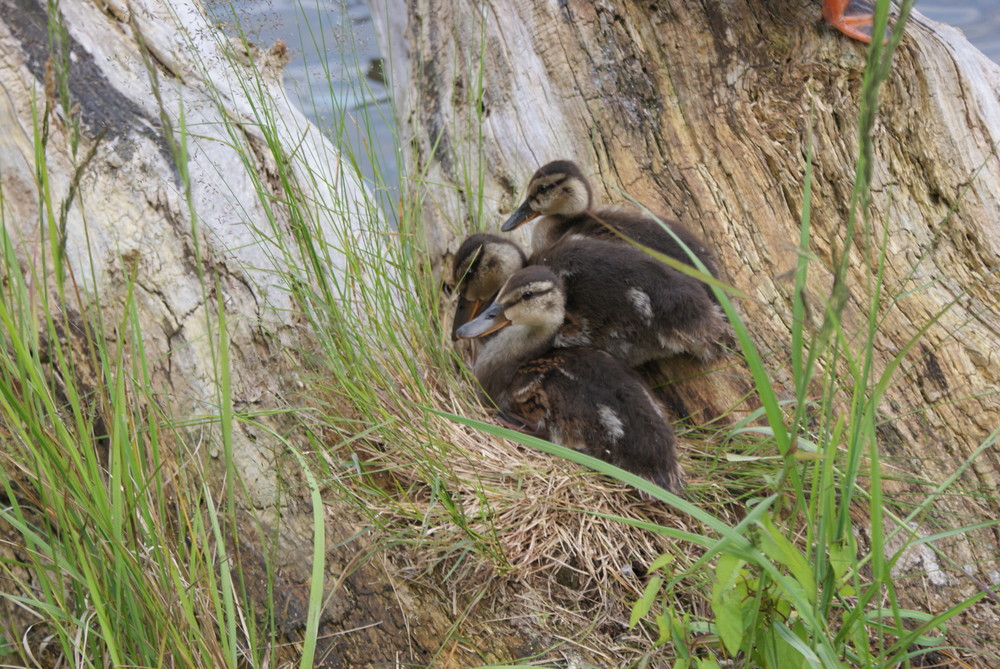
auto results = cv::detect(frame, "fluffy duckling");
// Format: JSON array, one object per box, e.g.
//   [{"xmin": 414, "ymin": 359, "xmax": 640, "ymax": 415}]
[
  {"xmin": 451, "ymin": 233, "xmax": 526, "ymax": 340},
  {"xmin": 452, "ymin": 233, "xmax": 728, "ymax": 364},
  {"xmin": 456, "ymin": 265, "xmax": 683, "ymax": 493},
  {"xmin": 501, "ymin": 160, "xmax": 720, "ymax": 282},
  {"xmin": 538, "ymin": 236, "xmax": 727, "ymax": 364}
]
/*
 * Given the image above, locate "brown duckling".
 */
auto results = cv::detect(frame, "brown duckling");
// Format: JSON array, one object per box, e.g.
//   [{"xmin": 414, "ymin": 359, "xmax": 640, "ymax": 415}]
[
  {"xmin": 501, "ymin": 160, "xmax": 721, "ymax": 301},
  {"xmin": 452, "ymin": 233, "xmax": 728, "ymax": 364},
  {"xmin": 455, "ymin": 265, "xmax": 683, "ymax": 493},
  {"xmin": 451, "ymin": 233, "xmax": 527, "ymax": 340}
]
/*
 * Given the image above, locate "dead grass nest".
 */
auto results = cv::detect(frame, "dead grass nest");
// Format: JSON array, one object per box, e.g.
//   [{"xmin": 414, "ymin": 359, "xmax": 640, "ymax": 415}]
[{"xmin": 333, "ymin": 368, "xmax": 737, "ymax": 663}]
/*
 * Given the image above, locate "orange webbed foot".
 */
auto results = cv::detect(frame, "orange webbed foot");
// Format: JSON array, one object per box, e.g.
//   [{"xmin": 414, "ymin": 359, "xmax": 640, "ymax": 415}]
[{"xmin": 821, "ymin": 0, "xmax": 886, "ymax": 44}]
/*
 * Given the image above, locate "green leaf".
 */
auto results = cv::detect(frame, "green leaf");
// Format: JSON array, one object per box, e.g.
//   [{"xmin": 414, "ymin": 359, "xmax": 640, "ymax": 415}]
[
  {"xmin": 791, "ymin": 450, "xmax": 826, "ymax": 461},
  {"xmin": 713, "ymin": 597, "xmax": 745, "ymax": 656},
  {"xmin": 630, "ymin": 575, "xmax": 663, "ymax": 628},
  {"xmin": 828, "ymin": 538, "xmax": 857, "ymax": 596},
  {"xmin": 714, "ymin": 554, "xmax": 745, "ymax": 592},
  {"xmin": 711, "ymin": 555, "xmax": 747, "ymax": 654},
  {"xmin": 773, "ymin": 620, "xmax": 819, "ymax": 668},
  {"xmin": 655, "ymin": 610, "xmax": 670, "ymax": 646},
  {"xmin": 757, "ymin": 516, "xmax": 816, "ymax": 606},
  {"xmin": 725, "ymin": 453, "xmax": 781, "ymax": 462},
  {"xmin": 648, "ymin": 552, "xmax": 676, "ymax": 573}
]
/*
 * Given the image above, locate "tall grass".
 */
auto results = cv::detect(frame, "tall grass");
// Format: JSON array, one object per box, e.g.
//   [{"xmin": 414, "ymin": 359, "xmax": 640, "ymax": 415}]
[
  {"xmin": 0, "ymin": 0, "xmax": 996, "ymax": 667},
  {"xmin": 508, "ymin": 1, "xmax": 995, "ymax": 666},
  {"xmin": 442, "ymin": 0, "xmax": 998, "ymax": 667},
  {"xmin": 0, "ymin": 0, "xmax": 481, "ymax": 665}
]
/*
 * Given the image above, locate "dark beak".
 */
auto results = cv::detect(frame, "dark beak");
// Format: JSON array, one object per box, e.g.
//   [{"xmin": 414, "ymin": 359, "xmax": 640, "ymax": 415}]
[
  {"xmin": 455, "ymin": 302, "xmax": 511, "ymax": 339},
  {"xmin": 451, "ymin": 295, "xmax": 485, "ymax": 341},
  {"xmin": 500, "ymin": 201, "xmax": 540, "ymax": 232}
]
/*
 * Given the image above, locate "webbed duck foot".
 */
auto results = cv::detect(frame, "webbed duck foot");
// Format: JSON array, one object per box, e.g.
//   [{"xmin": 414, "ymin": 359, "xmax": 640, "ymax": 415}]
[{"xmin": 821, "ymin": 0, "xmax": 885, "ymax": 44}]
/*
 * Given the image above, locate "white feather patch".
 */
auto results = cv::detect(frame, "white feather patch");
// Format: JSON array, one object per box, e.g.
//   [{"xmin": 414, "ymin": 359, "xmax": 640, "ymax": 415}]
[
  {"xmin": 627, "ymin": 287, "xmax": 653, "ymax": 324},
  {"xmin": 597, "ymin": 405, "xmax": 625, "ymax": 443}
]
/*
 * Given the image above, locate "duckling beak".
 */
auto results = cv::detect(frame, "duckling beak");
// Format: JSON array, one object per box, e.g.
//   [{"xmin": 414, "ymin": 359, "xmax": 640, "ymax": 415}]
[
  {"xmin": 451, "ymin": 295, "xmax": 484, "ymax": 340},
  {"xmin": 455, "ymin": 302, "xmax": 511, "ymax": 339},
  {"xmin": 500, "ymin": 201, "xmax": 540, "ymax": 231}
]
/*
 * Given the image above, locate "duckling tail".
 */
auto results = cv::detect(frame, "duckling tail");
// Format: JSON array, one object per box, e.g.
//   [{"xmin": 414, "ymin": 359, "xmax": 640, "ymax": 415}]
[{"xmin": 652, "ymin": 465, "xmax": 685, "ymax": 495}]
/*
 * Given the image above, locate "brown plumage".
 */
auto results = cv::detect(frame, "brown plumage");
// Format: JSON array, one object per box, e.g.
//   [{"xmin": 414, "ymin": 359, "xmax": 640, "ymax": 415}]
[
  {"xmin": 455, "ymin": 266, "xmax": 683, "ymax": 493},
  {"xmin": 501, "ymin": 159, "xmax": 722, "ymax": 304},
  {"xmin": 451, "ymin": 233, "xmax": 729, "ymax": 364}
]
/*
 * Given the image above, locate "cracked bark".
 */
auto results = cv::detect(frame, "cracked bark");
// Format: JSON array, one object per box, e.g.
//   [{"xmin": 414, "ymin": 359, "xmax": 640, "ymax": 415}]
[{"xmin": 373, "ymin": 0, "xmax": 1000, "ymax": 652}]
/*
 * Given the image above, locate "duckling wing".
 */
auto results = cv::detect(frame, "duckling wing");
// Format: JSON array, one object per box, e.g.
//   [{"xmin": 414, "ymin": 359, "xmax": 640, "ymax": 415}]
[
  {"xmin": 508, "ymin": 349, "xmax": 684, "ymax": 491},
  {"xmin": 537, "ymin": 238, "xmax": 726, "ymax": 363},
  {"xmin": 494, "ymin": 410, "xmax": 546, "ymax": 438},
  {"xmin": 500, "ymin": 356, "xmax": 560, "ymax": 440}
]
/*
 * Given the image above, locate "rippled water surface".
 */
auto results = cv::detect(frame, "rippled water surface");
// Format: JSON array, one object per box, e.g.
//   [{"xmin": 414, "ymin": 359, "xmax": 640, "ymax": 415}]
[{"xmin": 220, "ymin": 1, "xmax": 1000, "ymax": 189}]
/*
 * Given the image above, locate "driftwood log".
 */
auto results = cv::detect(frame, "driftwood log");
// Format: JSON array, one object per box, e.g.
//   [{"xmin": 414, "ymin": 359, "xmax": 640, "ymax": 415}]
[
  {"xmin": 373, "ymin": 0, "xmax": 1000, "ymax": 651},
  {"xmin": 0, "ymin": 0, "xmax": 512, "ymax": 664}
]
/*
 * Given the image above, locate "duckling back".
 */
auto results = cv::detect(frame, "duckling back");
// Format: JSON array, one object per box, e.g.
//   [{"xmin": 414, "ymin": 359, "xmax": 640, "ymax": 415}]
[
  {"xmin": 540, "ymin": 208, "xmax": 722, "ymax": 296},
  {"xmin": 532, "ymin": 237, "xmax": 728, "ymax": 364},
  {"xmin": 501, "ymin": 347, "xmax": 683, "ymax": 493},
  {"xmin": 503, "ymin": 160, "xmax": 722, "ymax": 303}
]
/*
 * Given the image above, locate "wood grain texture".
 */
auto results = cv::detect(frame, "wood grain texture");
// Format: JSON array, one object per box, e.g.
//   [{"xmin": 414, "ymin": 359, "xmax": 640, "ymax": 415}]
[
  {"xmin": 0, "ymin": 0, "xmax": 466, "ymax": 661},
  {"xmin": 375, "ymin": 0, "xmax": 1000, "ymax": 633}
]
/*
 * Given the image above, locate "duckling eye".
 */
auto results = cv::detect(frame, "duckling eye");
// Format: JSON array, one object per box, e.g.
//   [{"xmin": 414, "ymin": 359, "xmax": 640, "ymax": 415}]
[
  {"xmin": 536, "ymin": 184, "xmax": 552, "ymax": 194},
  {"xmin": 522, "ymin": 291, "xmax": 534, "ymax": 300}
]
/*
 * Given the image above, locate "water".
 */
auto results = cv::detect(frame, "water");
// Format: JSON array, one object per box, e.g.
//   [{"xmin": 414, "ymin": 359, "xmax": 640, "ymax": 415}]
[
  {"xmin": 210, "ymin": 0, "xmax": 398, "ymax": 198},
  {"xmin": 920, "ymin": 2, "xmax": 1000, "ymax": 61},
  {"xmin": 220, "ymin": 1, "xmax": 1000, "ymax": 194}
]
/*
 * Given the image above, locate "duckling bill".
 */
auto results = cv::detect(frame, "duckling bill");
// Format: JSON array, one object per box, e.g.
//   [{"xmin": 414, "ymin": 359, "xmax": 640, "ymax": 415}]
[{"xmin": 456, "ymin": 265, "xmax": 684, "ymax": 493}]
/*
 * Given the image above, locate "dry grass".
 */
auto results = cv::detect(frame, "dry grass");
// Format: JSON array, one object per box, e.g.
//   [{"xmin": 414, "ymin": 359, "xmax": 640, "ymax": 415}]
[{"xmin": 308, "ymin": 311, "xmax": 758, "ymax": 665}]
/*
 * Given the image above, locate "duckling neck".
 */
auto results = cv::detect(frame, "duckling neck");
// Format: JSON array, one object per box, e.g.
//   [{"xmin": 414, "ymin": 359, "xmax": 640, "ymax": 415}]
[
  {"xmin": 473, "ymin": 324, "xmax": 556, "ymax": 401},
  {"xmin": 531, "ymin": 216, "xmax": 579, "ymax": 253}
]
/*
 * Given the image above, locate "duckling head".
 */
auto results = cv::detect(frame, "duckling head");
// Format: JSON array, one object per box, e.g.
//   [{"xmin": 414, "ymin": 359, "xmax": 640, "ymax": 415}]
[
  {"xmin": 501, "ymin": 160, "xmax": 593, "ymax": 231},
  {"xmin": 453, "ymin": 234, "xmax": 527, "ymax": 303},
  {"xmin": 455, "ymin": 265, "xmax": 566, "ymax": 341},
  {"xmin": 452, "ymin": 234, "xmax": 527, "ymax": 339}
]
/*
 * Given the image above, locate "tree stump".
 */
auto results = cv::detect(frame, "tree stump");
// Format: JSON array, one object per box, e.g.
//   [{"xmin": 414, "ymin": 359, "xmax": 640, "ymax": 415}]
[{"xmin": 372, "ymin": 0, "xmax": 1000, "ymax": 652}]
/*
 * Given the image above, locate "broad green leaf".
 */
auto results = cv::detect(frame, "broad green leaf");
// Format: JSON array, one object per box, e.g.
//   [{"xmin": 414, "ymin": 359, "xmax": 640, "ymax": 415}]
[
  {"xmin": 758, "ymin": 516, "xmax": 816, "ymax": 605},
  {"xmin": 773, "ymin": 620, "xmax": 820, "ymax": 668},
  {"xmin": 648, "ymin": 552, "xmax": 676, "ymax": 573},
  {"xmin": 630, "ymin": 575, "xmax": 663, "ymax": 628}
]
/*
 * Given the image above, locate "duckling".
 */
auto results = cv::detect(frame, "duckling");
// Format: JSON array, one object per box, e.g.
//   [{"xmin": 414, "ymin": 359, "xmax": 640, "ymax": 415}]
[
  {"xmin": 451, "ymin": 233, "xmax": 526, "ymax": 340},
  {"xmin": 456, "ymin": 265, "xmax": 683, "ymax": 493},
  {"xmin": 539, "ymin": 235, "xmax": 727, "ymax": 364},
  {"xmin": 500, "ymin": 160, "xmax": 722, "ymax": 303},
  {"xmin": 452, "ymin": 233, "xmax": 728, "ymax": 364}
]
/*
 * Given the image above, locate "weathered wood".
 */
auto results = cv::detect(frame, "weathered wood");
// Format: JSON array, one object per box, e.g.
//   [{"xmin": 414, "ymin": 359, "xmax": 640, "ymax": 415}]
[
  {"xmin": 0, "ymin": 0, "xmax": 499, "ymax": 663},
  {"xmin": 373, "ymin": 0, "xmax": 1000, "ymax": 648}
]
